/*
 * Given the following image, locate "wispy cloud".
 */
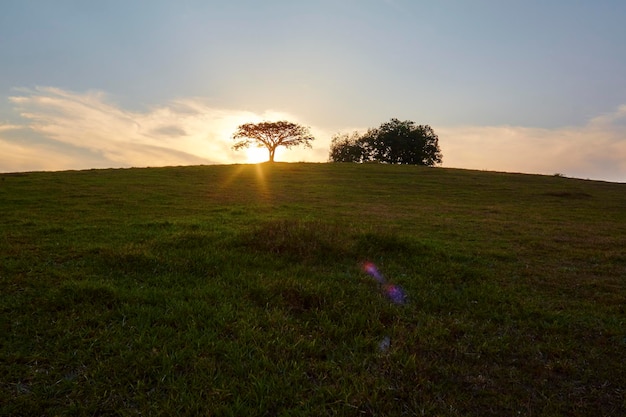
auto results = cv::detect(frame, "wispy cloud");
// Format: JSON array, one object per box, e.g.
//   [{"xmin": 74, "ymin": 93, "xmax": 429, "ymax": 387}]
[
  {"xmin": 0, "ymin": 123, "xmax": 23, "ymax": 132},
  {"xmin": 2, "ymin": 87, "xmax": 323, "ymax": 172}
]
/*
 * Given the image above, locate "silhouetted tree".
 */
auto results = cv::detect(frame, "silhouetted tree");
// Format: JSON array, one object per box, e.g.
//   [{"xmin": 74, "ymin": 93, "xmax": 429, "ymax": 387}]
[
  {"xmin": 232, "ymin": 121, "xmax": 315, "ymax": 162},
  {"xmin": 329, "ymin": 119, "xmax": 442, "ymax": 166},
  {"xmin": 328, "ymin": 132, "xmax": 367, "ymax": 163}
]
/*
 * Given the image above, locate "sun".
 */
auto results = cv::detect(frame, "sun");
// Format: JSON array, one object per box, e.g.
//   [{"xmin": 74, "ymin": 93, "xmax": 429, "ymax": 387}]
[{"xmin": 245, "ymin": 146, "xmax": 269, "ymax": 163}]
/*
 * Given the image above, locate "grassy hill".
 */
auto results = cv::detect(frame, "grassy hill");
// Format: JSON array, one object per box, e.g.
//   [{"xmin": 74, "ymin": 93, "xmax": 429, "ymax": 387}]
[{"xmin": 1, "ymin": 163, "xmax": 625, "ymax": 416}]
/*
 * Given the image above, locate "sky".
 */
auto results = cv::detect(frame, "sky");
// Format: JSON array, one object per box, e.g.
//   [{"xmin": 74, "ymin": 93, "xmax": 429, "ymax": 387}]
[{"xmin": 1, "ymin": 0, "xmax": 626, "ymax": 182}]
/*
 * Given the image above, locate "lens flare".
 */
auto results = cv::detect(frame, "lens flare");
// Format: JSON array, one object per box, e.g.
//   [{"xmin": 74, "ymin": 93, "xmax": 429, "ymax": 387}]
[
  {"xmin": 362, "ymin": 262, "xmax": 407, "ymax": 352},
  {"xmin": 384, "ymin": 284, "xmax": 406, "ymax": 305},
  {"xmin": 363, "ymin": 262, "xmax": 385, "ymax": 284},
  {"xmin": 362, "ymin": 261, "xmax": 407, "ymax": 305}
]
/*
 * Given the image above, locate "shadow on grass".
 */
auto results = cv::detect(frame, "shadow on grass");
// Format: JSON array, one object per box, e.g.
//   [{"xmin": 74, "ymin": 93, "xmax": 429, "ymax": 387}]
[{"xmin": 236, "ymin": 218, "xmax": 430, "ymax": 267}]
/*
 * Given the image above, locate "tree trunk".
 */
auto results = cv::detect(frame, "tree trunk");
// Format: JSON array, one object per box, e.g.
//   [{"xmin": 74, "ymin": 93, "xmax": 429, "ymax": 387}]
[{"xmin": 269, "ymin": 147, "xmax": 275, "ymax": 162}]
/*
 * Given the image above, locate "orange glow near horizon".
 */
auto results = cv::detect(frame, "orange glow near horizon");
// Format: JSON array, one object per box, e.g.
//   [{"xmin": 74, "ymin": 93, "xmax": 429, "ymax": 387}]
[{"xmin": 245, "ymin": 146, "xmax": 270, "ymax": 163}]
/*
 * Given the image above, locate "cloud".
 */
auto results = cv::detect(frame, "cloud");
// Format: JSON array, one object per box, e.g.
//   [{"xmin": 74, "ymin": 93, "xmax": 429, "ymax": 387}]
[
  {"xmin": 2, "ymin": 87, "xmax": 325, "ymax": 172},
  {"xmin": 0, "ymin": 136, "xmax": 80, "ymax": 173},
  {"xmin": 589, "ymin": 104, "xmax": 626, "ymax": 128},
  {"xmin": 0, "ymin": 123, "xmax": 23, "ymax": 132},
  {"xmin": 438, "ymin": 109, "xmax": 626, "ymax": 183},
  {"xmin": 150, "ymin": 125, "xmax": 188, "ymax": 137}
]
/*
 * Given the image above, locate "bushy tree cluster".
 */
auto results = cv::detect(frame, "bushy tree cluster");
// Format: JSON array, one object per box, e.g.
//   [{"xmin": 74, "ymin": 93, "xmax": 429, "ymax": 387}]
[{"xmin": 329, "ymin": 118, "xmax": 442, "ymax": 166}]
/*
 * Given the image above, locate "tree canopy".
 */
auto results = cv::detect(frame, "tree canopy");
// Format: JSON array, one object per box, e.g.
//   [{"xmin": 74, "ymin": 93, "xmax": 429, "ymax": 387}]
[
  {"xmin": 329, "ymin": 119, "xmax": 442, "ymax": 166},
  {"xmin": 232, "ymin": 121, "xmax": 315, "ymax": 163}
]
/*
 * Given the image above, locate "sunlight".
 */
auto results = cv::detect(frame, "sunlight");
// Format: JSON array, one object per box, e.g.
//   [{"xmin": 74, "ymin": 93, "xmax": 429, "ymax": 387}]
[
  {"xmin": 246, "ymin": 146, "xmax": 269, "ymax": 163},
  {"xmin": 216, "ymin": 161, "xmax": 270, "ymax": 203}
]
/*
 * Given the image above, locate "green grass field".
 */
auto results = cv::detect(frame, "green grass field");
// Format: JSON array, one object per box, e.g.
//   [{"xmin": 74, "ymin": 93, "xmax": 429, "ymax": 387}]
[{"xmin": 1, "ymin": 163, "xmax": 625, "ymax": 416}]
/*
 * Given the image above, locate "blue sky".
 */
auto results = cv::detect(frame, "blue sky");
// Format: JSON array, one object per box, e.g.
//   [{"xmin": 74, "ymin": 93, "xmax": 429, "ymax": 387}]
[{"xmin": 1, "ymin": 0, "xmax": 626, "ymax": 181}]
